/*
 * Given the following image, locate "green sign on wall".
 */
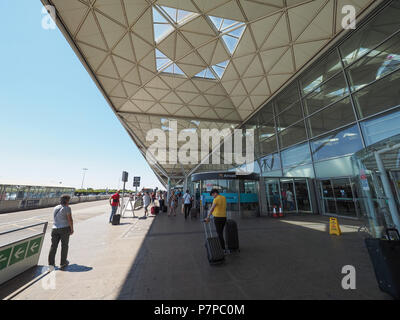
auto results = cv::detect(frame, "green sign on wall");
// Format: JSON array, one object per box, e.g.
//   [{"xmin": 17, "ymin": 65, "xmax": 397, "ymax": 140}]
[
  {"xmin": 0, "ymin": 235, "xmax": 44, "ymax": 272},
  {"xmin": 26, "ymin": 237, "xmax": 42, "ymax": 258},
  {"xmin": 9, "ymin": 242, "xmax": 28, "ymax": 266},
  {"xmin": 0, "ymin": 248, "xmax": 12, "ymax": 270}
]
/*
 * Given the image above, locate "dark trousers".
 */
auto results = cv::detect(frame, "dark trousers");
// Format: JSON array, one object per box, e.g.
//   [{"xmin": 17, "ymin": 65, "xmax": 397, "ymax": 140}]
[
  {"xmin": 48, "ymin": 227, "xmax": 71, "ymax": 266},
  {"xmin": 184, "ymin": 203, "xmax": 192, "ymax": 219},
  {"xmin": 109, "ymin": 205, "xmax": 118, "ymax": 222},
  {"xmin": 214, "ymin": 217, "xmax": 226, "ymax": 250}
]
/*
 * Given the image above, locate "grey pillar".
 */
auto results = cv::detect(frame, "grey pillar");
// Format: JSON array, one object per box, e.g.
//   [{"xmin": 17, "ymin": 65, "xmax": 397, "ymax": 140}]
[
  {"xmin": 167, "ymin": 177, "xmax": 171, "ymax": 204},
  {"xmin": 258, "ymin": 175, "xmax": 267, "ymax": 215}
]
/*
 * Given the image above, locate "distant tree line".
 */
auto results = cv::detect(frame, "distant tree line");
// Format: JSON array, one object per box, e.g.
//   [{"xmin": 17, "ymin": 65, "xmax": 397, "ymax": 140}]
[{"xmin": 74, "ymin": 188, "xmax": 135, "ymax": 196}]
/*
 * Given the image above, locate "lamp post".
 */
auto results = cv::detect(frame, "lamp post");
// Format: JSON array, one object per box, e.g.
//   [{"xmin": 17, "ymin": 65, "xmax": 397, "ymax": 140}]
[{"xmin": 81, "ymin": 168, "xmax": 88, "ymax": 189}]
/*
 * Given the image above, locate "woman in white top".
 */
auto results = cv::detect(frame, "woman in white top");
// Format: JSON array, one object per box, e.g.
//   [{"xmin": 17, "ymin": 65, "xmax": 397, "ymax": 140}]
[{"xmin": 169, "ymin": 191, "xmax": 177, "ymax": 217}]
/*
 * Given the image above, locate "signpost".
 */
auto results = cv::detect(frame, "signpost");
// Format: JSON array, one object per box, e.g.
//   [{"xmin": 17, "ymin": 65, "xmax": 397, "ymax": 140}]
[
  {"xmin": 121, "ymin": 171, "xmax": 129, "ymax": 215},
  {"xmin": 133, "ymin": 176, "xmax": 140, "ymax": 193}
]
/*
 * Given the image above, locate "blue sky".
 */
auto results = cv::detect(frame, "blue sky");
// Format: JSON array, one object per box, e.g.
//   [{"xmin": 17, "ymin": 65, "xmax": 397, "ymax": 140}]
[{"xmin": 0, "ymin": 1, "xmax": 164, "ymax": 190}]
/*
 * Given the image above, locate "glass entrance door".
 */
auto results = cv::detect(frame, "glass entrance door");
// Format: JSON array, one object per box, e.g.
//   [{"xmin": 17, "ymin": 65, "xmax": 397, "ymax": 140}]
[
  {"xmin": 319, "ymin": 178, "xmax": 359, "ymax": 217},
  {"xmin": 238, "ymin": 180, "xmax": 259, "ymax": 218},
  {"xmin": 294, "ymin": 179, "xmax": 312, "ymax": 212},
  {"xmin": 264, "ymin": 178, "xmax": 281, "ymax": 216},
  {"xmin": 332, "ymin": 178, "xmax": 357, "ymax": 217},
  {"xmin": 263, "ymin": 177, "xmax": 314, "ymax": 215},
  {"xmin": 280, "ymin": 178, "xmax": 296, "ymax": 213}
]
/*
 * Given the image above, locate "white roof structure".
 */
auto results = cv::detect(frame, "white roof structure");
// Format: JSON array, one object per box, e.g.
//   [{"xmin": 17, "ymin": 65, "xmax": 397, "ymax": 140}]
[{"xmin": 43, "ymin": 0, "xmax": 380, "ymax": 186}]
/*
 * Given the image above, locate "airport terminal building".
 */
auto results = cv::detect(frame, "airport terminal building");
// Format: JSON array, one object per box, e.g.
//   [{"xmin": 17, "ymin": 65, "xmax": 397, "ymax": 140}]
[{"xmin": 46, "ymin": 0, "xmax": 400, "ymax": 233}]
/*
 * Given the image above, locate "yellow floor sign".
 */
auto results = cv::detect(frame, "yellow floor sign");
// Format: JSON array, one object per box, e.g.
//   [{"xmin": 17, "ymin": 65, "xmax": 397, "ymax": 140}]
[{"xmin": 329, "ymin": 217, "xmax": 341, "ymax": 236}]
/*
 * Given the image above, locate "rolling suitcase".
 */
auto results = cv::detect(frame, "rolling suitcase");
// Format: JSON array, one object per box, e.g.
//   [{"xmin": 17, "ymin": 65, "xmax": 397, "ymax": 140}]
[
  {"xmin": 111, "ymin": 214, "xmax": 121, "ymax": 225},
  {"xmin": 163, "ymin": 205, "xmax": 167, "ymax": 213},
  {"xmin": 155, "ymin": 206, "xmax": 160, "ymax": 214},
  {"xmin": 190, "ymin": 207, "xmax": 199, "ymax": 219},
  {"xmin": 365, "ymin": 228, "xmax": 400, "ymax": 299},
  {"xmin": 151, "ymin": 206, "xmax": 156, "ymax": 215},
  {"xmin": 224, "ymin": 219, "xmax": 239, "ymax": 251},
  {"xmin": 204, "ymin": 222, "xmax": 225, "ymax": 265}
]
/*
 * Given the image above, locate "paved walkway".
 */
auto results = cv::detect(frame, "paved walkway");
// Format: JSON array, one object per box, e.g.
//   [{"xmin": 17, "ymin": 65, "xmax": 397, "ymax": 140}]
[{"xmin": 2, "ymin": 206, "xmax": 391, "ymax": 300}]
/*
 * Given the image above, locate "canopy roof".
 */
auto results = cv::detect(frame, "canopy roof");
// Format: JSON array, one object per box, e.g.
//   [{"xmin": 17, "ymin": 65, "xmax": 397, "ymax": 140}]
[{"xmin": 43, "ymin": 0, "xmax": 379, "ymax": 186}]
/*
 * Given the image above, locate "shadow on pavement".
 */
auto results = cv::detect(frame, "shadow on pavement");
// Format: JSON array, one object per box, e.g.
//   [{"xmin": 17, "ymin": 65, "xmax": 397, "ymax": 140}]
[
  {"xmin": 60, "ymin": 264, "xmax": 93, "ymax": 273},
  {"xmin": 115, "ymin": 212, "xmax": 391, "ymax": 300}
]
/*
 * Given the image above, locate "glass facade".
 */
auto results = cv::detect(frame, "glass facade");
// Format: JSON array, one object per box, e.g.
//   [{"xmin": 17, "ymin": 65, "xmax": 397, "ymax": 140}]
[
  {"xmin": 234, "ymin": 0, "xmax": 400, "ymax": 218},
  {"xmin": 245, "ymin": 0, "xmax": 400, "ymax": 174}
]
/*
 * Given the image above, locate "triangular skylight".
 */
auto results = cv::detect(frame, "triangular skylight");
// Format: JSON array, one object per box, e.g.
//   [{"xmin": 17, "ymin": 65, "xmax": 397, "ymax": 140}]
[
  {"xmin": 194, "ymin": 60, "xmax": 229, "ymax": 80},
  {"xmin": 152, "ymin": 7, "xmax": 174, "ymax": 42},
  {"xmin": 157, "ymin": 5, "xmax": 197, "ymax": 24},
  {"xmin": 211, "ymin": 60, "xmax": 229, "ymax": 78},
  {"xmin": 194, "ymin": 68, "xmax": 216, "ymax": 80},
  {"xmin": 152, "ymin": 5, "xmax": 198, "ymax": 43},
  {"xmin": 152, "ymin": 6, "xmax": 245, "ymax": 78},
  {"xmin": 155, "ymin": 49, "xmax": 185, "ymax": 76},
  {"xmin": 162, "ymin": 63, "xmax": 185, "ymax": 76},
  {"xmin": 209, "ymin": 16, "xmax": 245, "ymax": 54},
  {"xmin": 155, "ymin": 49, "xmax": 171, "ymax": 70}
]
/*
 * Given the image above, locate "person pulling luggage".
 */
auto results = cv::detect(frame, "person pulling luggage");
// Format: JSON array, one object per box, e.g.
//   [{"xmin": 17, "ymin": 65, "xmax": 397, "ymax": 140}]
[
  {"xmin": 109, "ymin": 190, "xmax": 120, "ymax": 223},
  {"xmin": 204, "ymin": 189, "xmax": 229, "ymax": 254},
  {"xmin": 182, "ymin": 189, "xmax": 192, "ymax": 220}
]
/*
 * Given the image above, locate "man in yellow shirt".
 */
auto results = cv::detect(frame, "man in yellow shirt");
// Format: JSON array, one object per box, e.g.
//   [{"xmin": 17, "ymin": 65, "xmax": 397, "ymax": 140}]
[{"xmin": 204, "ymin": 189, "xmax": 227, "ymax": 251}]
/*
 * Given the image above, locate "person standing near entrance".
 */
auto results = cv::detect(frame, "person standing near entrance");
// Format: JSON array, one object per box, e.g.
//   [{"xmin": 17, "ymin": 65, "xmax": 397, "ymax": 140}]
[
  {"xmin": 204, "ymin": 189, "xmax": 228, "ymax": 253},
  {"xmin": 169, "ymin": 191, "xmax": 177, "ymax": 217},
  {"xmin": 286, "ymin": 189, "xmax": 294, "ymax": 211},
  {"xmin": 109, "ymin": 190, "xmax": 120, "ymax": 223},
  {"xmin": 48, "ymin": 195, "xmax": 74, "ymax": 270},
  {"xmin": 143, "ymin": 192, "xmax": 151, "ymax": 217},
  {"xmin": 158, "ymin": 191, "xmax": 165, "ymax": 212},
  {"xmin": 182, "ymin": 189, "xmax": 192, "ymax": 220}
]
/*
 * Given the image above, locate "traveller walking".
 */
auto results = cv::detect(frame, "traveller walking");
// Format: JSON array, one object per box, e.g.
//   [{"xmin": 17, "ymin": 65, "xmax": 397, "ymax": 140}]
[
  {"xmin": 204, "ymin": 189, "xmax": 228, "ymax": 253},
  {"xmin": 169, "ymin": 191, "xmax": 177, "ymax": 217},
  {"xmin": 48, "ymin": 195, "xmax": 74, "ymax": 270},
  {"xmin": 286, "ymin": 189, "xmax": 294, "ymax": 211},
  {"xmin": 159, "ymin": 191, "xmax": 165, "ymax": 212},
  {"xmin": 109, "ymin": 190, "xmax": 120, "ymax": 223},
  {"xmin": 182, "ymin": 189, "xmax": 192, "ymax": 220}
]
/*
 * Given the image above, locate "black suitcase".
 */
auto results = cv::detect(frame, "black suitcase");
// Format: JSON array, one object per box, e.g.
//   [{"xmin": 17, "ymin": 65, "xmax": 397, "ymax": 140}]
[
  {"xmin": 190, "ymin": 207, "xmax": 199, "ymax": 219},
  {"xmin": 112, "ymin": 214, "xmax": 121, "ymax": 225},
  {"xmin": 155, "ymin": 206, "xmax": 160, "ymax": 214},
  {"xmin": 203, "ymin": 222, "xmax": 224, "ymax": 265},
  {"xmin": 224, "ymin": 219, "xmax": 239, "ymax": 251},
  {"xmin": 163, "ymin": 205, "xmax": 167, "ymax": 213},
  {"xmin": 365, "ymin": 228, "xmax": 400, "ymax": 299}
]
